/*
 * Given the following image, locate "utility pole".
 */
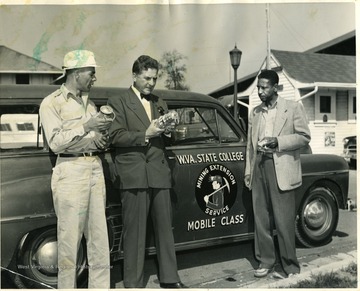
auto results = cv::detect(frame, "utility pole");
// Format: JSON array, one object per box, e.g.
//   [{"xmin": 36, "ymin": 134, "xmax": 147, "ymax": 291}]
[{"xmin": 266, "ymin": 3, "xmax": 271, "ymax": 69}]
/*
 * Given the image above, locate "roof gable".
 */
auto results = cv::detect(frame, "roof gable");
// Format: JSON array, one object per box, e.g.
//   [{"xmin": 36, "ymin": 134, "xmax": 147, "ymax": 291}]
[
  {"xmin": 0, "ymin": 46, "xmax": 62, "ymax": 73},
  {"xmin": 272, "ymin": 50, "xmax": 355, "ymax": 84}
]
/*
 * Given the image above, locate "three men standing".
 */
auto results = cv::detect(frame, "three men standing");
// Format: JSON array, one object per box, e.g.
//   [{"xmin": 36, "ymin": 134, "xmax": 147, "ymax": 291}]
[
  {"xmin": 244, "ymin": 69, "xmax": 311, "ymax": 278},
  {"xmin": 108, "ymin": 55, "xmax": 185, "ymax": 288},
  {"xmin": 41, "ymin": 51, "xmax": 310, "ymax": 287}
]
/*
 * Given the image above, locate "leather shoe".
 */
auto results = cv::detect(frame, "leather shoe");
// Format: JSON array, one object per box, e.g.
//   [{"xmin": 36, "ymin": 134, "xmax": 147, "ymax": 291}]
[
  {"xmin": 254, "ymin": 267, "xmax": 273, "ymax": 278},
  {"xmin": 160, "ymin": 282, "xmax": 188, "ymax": 288}
]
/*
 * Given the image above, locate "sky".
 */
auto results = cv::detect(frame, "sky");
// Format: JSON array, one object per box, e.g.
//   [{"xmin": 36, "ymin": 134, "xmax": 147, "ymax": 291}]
[{"xmin": 0, "ymin": 0, "xmax": 356, "ymax": 94}]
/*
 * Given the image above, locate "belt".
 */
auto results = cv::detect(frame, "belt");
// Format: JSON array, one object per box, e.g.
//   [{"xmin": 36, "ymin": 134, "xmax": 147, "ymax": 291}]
[
  {"xmin": 257, "ymin": 151, "xmax": 273, "ymax": 159},
  {"xmin": 58, "ymin": 152, "xmax": 100, "ymax": 157}
]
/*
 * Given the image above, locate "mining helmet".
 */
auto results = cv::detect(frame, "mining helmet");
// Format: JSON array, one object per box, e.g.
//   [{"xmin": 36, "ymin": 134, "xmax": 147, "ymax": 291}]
[
  {"xmin": 53, "ymin": 50, "xmax": 98, "ymax": 83},
  {"xmin": 62, "ymin": 50, "xmax": 98, "ymax": 70},
  {"xmin": 208, "ymin": 175, "xmax": 222, "ymax": 183}
]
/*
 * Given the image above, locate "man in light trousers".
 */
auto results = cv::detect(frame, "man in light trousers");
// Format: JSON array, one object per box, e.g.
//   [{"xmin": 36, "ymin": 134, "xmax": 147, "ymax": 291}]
[{"xmin": 40, "ymin": 50, "xmax": 112, "ymax": 288}]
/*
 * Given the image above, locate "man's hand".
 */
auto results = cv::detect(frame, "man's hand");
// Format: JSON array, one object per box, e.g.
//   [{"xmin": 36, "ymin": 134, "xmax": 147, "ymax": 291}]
[
  {"xmin": 244, "ymin": 175, "xmax": 251, "ymax": 189},
  {"xmin": 264, "ymin": 137, "xmax": 278, "ymax": 149},
  {"xmin": 84, "ymin": 116, "xmax": 112, "ymax": 133},
  {"xmin": 145, "ymin": 120, "xmax": 165, "ymax": 139},
  {"xmin": 93, "ymin": 132, "xmax": 110, "ymax": 150}
]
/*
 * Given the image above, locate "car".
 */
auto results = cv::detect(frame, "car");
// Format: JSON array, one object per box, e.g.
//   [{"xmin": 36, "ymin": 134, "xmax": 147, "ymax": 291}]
[
  {"xmin": 0, "ymin": 84, "xmax": 349, "ymax": 288},
  {"xmin": 342, "ymin": 135, "xmax": 356, "ymax": 168}
]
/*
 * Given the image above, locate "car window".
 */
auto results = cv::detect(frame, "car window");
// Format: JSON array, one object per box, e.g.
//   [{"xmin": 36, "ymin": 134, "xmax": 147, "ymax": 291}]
[
  {"xmin": 170, "ymin": 106, "xmax": 240, "ymax": 145},
  {"xmin": 0, "ymin": 105, "xmax": 44, "ymax": 150}
]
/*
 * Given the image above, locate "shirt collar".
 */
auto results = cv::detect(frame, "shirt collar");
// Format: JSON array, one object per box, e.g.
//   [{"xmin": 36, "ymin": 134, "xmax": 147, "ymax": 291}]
[
  {"xmin": 261, "ymin": 95, "xmax": 278, "ymax": 111},
  {"xmin": 60, "ymin": 84, "xmax": 88, "ymax": 104}
]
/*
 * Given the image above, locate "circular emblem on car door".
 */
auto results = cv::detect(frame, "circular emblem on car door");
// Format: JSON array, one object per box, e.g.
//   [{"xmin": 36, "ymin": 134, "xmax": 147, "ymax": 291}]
[{"xmin": 195, "ymin": 164, "xmax": 237, "ymax": 216}]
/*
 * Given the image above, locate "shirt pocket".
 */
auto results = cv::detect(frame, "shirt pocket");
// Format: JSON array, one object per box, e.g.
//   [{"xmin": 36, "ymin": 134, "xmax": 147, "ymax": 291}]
[
  {"xmin": 60, "ymin": 110, "xmax": 83, "ymax": 130},
  {"xmin": 61, "ymin": 110, "xmax": 83, "ymax": 121}
]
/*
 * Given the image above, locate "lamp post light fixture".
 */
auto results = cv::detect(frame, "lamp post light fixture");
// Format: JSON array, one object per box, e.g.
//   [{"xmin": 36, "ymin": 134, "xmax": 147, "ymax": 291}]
[{"xmin": 229, "ymin": 45, "xmax": 242, "ymax": 122}]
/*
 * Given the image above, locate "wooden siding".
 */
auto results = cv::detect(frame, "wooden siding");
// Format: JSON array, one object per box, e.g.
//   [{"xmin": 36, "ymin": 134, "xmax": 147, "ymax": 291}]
[
  {"xmin": 0, "ymin": 73, "xmax": 55, "ymax": 85},
  {"xmin": 301, "ymin": 95, "xmax": 315, "ymax": 121},
  {"xmin": 336, "ymin": 91, "xmax": 348, "ymax": 121},
  {"xmin": 309, "ymin": 120, "xmax": 356, "ymax": 155}
]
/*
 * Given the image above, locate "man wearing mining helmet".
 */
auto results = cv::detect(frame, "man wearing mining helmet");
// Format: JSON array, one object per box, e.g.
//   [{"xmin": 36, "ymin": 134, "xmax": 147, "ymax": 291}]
[{"xmin": 40, "ymin": 50, "xmax": 112, "ymax": 288}]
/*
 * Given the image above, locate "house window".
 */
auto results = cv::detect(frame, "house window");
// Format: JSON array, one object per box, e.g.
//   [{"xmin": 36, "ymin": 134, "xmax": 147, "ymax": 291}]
[
  {"xmin": 353, "ymin": 96, "xmax": 356, "ymax": 114},
  {"xmin": 348, "ymin": 92, "xmax": 356, "ymax": 122},
  {"xmin": 315, "ymin": 91, "xmax": 336, "ymax": 124},
  {"xmin": 320, "ymin": 96, "xmax": 331, "ymax": 113},
  {"xmin": 16, "ymin": 74, "xmax": 30, "ymax": 84}
]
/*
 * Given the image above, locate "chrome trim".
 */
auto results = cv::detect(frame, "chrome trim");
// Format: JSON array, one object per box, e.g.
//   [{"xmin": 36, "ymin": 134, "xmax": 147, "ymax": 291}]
[
  {"xmin": 0, "ymin": 213, "xmax": 56, "ymax": 223},
  {"xmin": 302, "ymin": 169, "xmax": 349, "ymax": 177}
]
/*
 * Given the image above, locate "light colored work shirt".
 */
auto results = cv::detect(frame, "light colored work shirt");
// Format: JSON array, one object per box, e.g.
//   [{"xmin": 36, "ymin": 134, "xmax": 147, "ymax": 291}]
[
  {"xmin": 39, "ymin": 84, "xmax": 98, "ymax": 154},
  {"xmin": 258, "ymin": 98, "xmax": 278, "ymax": 152}
]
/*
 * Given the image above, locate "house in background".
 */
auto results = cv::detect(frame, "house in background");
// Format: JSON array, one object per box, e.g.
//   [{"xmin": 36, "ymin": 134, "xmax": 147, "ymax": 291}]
[
  {"xmin": 0, "ymin": 46, "xmax": 62, "ymax": 85},
  {"xmin": 242, "ymin": 50, "xmax": 356, "ymax": 156},
  {"xmin": 209, "ymin": 31, "xmax": 356, "ymax": 156}
]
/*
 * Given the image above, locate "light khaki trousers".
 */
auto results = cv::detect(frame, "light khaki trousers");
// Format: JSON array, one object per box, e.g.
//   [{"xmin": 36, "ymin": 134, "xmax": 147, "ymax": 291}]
[{"xmin": 51, "ymin": 156, "xmax": 110, "ymax": 289}]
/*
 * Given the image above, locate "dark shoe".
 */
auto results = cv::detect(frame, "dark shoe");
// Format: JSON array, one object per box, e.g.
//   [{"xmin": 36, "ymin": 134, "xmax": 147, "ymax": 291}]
[
  {"xmin": 160, "ymin": 282, "xmax": 188, "ymax": 288},
  {"xmin": 254, "ymin": 267, "xmax": 273, "ymax": 278}
]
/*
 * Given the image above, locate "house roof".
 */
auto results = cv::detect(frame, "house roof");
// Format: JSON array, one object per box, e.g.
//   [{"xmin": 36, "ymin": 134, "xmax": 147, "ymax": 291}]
[
  {"xmin": 305, "ymin": 30, "xmax": 355, "ymax": 55},
  {"xmin": 0, "ymin": 46, "xmax": 62, "ymax": 73},
  {"xmin": 272, "ymin": 49, "xmax": 356, "ymax": 84}
]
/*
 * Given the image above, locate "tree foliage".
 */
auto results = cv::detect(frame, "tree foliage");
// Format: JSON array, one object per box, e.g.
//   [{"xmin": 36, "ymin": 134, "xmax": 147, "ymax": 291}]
[{"xmin": 159, "ymin": 50, "xmax": 190, "ymax": 91}]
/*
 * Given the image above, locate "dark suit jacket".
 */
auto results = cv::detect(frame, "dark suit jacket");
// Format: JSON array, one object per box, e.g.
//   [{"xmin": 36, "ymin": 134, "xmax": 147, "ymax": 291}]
[{"xmin": 107, "ymin": 87, "xmax": 172, "ymax": 189}]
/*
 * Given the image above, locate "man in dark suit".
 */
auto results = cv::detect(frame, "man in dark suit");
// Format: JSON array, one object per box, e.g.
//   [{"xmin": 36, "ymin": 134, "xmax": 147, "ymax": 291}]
[{"xmin": 107, "ymin": 55, "xmax": 186, "ymax": 288}]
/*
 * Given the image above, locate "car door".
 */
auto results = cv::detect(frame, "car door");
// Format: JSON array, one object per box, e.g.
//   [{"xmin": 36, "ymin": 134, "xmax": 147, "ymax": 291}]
[{"xmin": 165, "ymin": 102, "xmax": 254, "ymax": 250}]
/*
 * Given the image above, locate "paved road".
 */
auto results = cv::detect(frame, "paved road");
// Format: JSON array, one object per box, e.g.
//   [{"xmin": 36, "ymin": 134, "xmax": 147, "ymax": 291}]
[
  {"xmin": 1, "ymin": 170, "xmax": 356, "ymax": 289},
  {"xmin": 112, "ymin": 169, "xmax": 357, "ymax": 288},
  {"xmin": 112, "ymin": 209, "xmax": 356, "ymax": 288}
]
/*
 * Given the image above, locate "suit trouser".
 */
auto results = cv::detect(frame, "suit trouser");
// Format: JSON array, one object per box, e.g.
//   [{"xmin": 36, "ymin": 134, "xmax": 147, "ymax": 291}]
[
  {"xmin": 120, "ymin": 188, "xmax": 180, "ymax": 288},
  {"xmin": 252, "ymin": 154, "xmax": 300, "ymax": 275},
  {"xmin": 51, "ymin": 156, "xmax": 110, "ymax": 289}
]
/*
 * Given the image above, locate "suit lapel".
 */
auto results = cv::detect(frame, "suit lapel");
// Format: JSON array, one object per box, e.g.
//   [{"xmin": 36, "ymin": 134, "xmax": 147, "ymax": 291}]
[
  {"xmin": 126, "ymin": 88, "xmax": 150, "ymax": 127},
  {"xmin": 148, "ymin": 94, "xmax": 163, "ymax": 120},
  {"xmin": 252, "ymin": 107, "xmax": 262, "ymax": 151},
  {"xmin": 273, "ymin": 97, "xmax": 287, "ymax": 136}
]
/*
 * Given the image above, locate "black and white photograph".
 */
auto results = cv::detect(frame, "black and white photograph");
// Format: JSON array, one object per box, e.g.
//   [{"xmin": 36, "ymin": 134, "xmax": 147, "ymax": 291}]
[{"xmin": 0, "ymin": 0, "xmax": 357, "ymax": 289}]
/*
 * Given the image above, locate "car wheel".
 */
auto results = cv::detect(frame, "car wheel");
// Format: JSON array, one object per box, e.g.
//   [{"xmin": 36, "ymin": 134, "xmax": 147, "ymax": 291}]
[
  {"xmin": 295, "ymin": 187, "xmax": 339, "ymax": 248},
  {"xmin": 14, "ymin": 227, "xmax": 88, "ymax": 289}
]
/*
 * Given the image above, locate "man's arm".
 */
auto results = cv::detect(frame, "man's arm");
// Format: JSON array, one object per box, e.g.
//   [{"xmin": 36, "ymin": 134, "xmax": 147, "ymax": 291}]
[
  {"xmin": 277, "ymin": 102, "xmax": 311, "ymax": 151},
  {"xmin": 107, "ymin": 96, "xmax": 149, "ymax": 147},
  {"xmin": 40, "ymin": 97, "xmax": 89, "ymax": 153},
  {"xmin": 40, "ymin": 97, "xmax": 111, "ymax": 153}
]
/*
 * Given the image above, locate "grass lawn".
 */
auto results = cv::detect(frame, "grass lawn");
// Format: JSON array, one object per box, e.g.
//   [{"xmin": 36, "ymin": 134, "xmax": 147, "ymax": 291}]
[{"xmin": 285, "ymin": 262, "xmax": 357, "ymax": 288}]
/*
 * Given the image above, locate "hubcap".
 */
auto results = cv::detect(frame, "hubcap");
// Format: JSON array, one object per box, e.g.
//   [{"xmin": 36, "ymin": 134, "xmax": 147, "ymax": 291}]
[
  {"xmin": 33, "ymin": 240, "xmax": 58, "ymax": 275},
  {"xmin": 304, "ymin": 198, "xmax": 327, "ymax": 229}
]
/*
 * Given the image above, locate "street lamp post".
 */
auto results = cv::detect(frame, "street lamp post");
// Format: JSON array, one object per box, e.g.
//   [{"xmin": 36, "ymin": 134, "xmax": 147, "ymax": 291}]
[{"xmin": 229, "ymin": 45, "xmax": 242, "ymax": 123}]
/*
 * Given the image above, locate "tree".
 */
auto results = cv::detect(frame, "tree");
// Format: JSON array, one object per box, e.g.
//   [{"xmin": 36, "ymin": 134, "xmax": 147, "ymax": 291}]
[{"xmin": 159, "ymin": 50, "xmax": 190, "ymax": 91}]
